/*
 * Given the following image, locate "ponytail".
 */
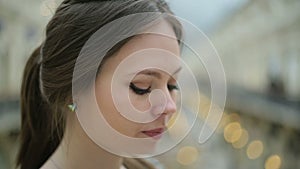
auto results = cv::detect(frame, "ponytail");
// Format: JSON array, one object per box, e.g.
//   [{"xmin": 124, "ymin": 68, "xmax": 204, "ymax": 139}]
[{"xmin": 16, "ymin": 46, "xmax": 61, "ymax": 169}]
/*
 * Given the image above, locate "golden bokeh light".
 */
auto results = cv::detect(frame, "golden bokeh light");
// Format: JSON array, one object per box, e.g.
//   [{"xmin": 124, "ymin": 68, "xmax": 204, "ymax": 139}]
[
  {"xmin": 224, "ymin": 122, "xmax": 242, "ymax": 143},
  {"xmin": 265, "ymin": 155, "xmax": 281, "ymax": 169},
  {"xmin": 247, "ymin": 140, "xmax": 264, "ymax": 159},
  {"xmin": 176, "ymin": 146, "xmax": 199, "ymax": 166},
  {"xmin": 232, "ymin": 129, "xmax": 249, "ymax": 149}
]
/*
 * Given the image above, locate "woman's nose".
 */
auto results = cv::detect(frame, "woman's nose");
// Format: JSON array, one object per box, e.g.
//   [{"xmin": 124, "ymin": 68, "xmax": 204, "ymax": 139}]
[
  {"xmin": 150, "ymin": 89, "xmax": 177, "ymax": 116},
  {"xmin": 162, "ymin": 95, "xmax": 177, "ymax": 115}
]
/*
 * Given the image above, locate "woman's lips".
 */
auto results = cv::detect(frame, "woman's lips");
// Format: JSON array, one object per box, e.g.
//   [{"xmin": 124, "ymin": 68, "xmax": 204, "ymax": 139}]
[{"xmin": 142, "ymin": 128, "xmax": 164, "ymax": 140}]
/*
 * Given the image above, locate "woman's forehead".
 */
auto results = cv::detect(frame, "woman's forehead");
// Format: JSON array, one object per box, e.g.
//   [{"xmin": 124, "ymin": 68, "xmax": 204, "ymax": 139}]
[
  {"xmin": 117, "ymin": 21, "xmax": 180, "ymax": 59},
  {"xmin": 99, "ymin": 21, "xmax": 181, "ymax": 76}
]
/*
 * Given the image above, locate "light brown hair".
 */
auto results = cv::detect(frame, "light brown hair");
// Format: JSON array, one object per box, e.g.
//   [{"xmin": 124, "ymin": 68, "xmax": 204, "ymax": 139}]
[{"xmin": 17, "ymin": 0, "xmax": 182, "ymax": 168}]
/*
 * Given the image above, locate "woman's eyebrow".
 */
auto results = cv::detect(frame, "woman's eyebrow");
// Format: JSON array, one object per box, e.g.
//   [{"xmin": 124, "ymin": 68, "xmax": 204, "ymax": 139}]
[
  {"xmin": 138, "ymin": 70, "xmax": 162, "ymax": 79},
  {"xmin": 131, "ymin": 67, "xmax": 182, "ymax": 79}
]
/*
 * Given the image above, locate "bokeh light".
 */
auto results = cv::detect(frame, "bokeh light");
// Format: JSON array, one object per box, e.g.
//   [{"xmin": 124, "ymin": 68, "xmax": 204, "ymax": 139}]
[
  {"xmin": 247, "ymin": 140, "xmax": 264, "ymax": 159},
  {"xmin": 265, "ymin": 154, "xmax": 281, "ymax": 169},
  {"xmin": 224, "ymin": 122, "xmax": 242, "ymax": 143},
  {"xmin": 232, "ymin": 129, "xmax": 249, "ymax": 149},
  {"xmin": 176, "ymin": 146, "xmax": 199, "ymax": 166}
]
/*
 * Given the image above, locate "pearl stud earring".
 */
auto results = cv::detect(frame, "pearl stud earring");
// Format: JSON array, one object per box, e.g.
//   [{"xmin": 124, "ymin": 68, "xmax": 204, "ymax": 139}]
[{"xmin": 68, "ymin": 103, "xmax": 77, "ymax": 112}]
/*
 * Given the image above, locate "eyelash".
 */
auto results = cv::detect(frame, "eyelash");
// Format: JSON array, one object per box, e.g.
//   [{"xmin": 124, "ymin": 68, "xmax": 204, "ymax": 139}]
[{"xmin": 129, "ymin": 82, "xmax": 179, "ymax": 95}]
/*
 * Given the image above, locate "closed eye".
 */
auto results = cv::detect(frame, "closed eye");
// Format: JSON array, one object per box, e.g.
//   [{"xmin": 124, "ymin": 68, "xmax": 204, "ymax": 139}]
[
  {"xmin": 167, "ymin": 84, "xmax": 179, "ymax": 91},
  {"xmin": 130, "ymin": 83, "xmax": 151, "ymax": 95}
]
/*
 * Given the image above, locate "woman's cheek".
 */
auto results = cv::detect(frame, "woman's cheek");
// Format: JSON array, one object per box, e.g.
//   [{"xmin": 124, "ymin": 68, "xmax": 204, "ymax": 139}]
[{"xmin": 129, "ymin": 92, "xmax": 151, "ymax": 112}]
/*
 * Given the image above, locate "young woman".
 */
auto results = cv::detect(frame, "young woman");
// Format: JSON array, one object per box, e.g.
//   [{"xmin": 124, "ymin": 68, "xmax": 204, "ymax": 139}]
[{"xmin": 17, "ymin": 0, "xmax": 182, "ymax": 169}]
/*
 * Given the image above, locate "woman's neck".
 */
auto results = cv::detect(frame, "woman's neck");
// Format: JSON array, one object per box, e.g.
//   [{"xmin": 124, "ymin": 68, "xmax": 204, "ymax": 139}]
[{"xmin": 42, "ymin": 116, "xmax": 123, "ymax": 169}]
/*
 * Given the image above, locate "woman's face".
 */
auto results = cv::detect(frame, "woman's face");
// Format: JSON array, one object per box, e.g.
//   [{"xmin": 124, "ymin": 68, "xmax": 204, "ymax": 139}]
[{"xmin": 95, "ymin": 21, "xmax": 181, "ymax": 140}]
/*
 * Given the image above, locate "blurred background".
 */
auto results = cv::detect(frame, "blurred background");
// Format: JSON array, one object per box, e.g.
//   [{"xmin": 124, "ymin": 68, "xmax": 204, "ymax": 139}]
[{"xmin": 0, "ymin": 0, "xmax": 299, "ymax": 168}]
